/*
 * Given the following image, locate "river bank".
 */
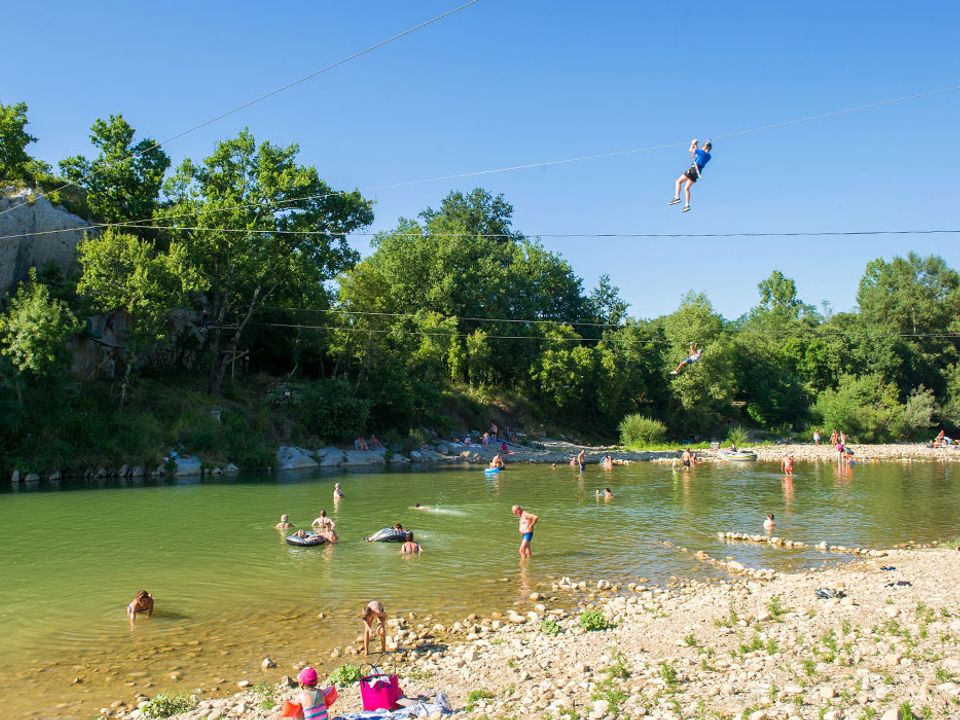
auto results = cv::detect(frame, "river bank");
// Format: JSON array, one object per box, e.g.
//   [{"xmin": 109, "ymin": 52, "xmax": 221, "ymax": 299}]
[
  {"xmin": 11, "ymin": 439, "xmax": 959, "ymax": 487},
  {"xmin": 112, "ymin": 546, "xmax": 960, "ymax": 720}
]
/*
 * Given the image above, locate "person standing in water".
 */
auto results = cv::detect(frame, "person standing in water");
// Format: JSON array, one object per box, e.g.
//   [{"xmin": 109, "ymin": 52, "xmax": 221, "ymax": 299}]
[
  {"xmin": 512, "ymin": 505, "xmax": 539, "ymax": 559},
  {"xmin": 780, "ymin": 454, "xmax": 794, "ymax": 475},
  {"xmin": 362, "ymin": 600, "xmax": 387, "ymax": 657},
  {"xmin": 276, "ymin": 514, "xmax": 294, "ymax": 530},
  {"xmin": 764, "ymin": 514, "xmax": 776, "ymax": 532},
  {"xmin": 333, "ymin": 483, "xmax": 344, "ymax": 502},
  {"xmin": 669, "ymin": 139, "xmax": 713, "ymax": 212},
  {"xmin": 400, "ymin": 531, "xmax": 422, "ymax": 554}
]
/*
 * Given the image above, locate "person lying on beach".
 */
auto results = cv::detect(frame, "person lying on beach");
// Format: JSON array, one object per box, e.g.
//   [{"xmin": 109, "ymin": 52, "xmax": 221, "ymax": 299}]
[
  {"xmin": 401, "ymin": 532, "xmax": 422, "ymax": 554},
  {"xmin": 362, "ymin": 600, "xmax": 387, "ymax": 656},
  {"xmin": 276, "ymin": 514, "xmax": 295, "ymax": 530},
  {"xmin": 127, "ymin": 590, "xmax": 154, "ymax": 624},
  {"xmin": 764, "ymin": 514, "xmax": 776, "ymax": 532}
]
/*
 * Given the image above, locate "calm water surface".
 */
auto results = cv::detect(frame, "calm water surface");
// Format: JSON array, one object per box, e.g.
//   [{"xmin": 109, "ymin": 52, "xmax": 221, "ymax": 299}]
[{"xmin": 1, "ymin": 460, "xmax": 958, "ymax": 717}]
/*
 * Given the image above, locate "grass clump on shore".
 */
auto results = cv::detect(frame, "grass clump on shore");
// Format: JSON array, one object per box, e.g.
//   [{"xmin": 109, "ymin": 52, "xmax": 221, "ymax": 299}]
[
  {"xmin": 578, "ymin": 609, "xmax": 615, "ymax": 631},
  {"xmin": 464, "ymin": 689, "xmax": 494, "ymax": 711},
  {"xmin": 539, "ymin": 617, "xmax": 561, "ymax": 636},
  {"xmin": 328, "ymin": 663, "xmax": 362, "ymax": 687},
  {"xmin": 142, "ymin": 692, "xmax": 195, "ymax": 718},
  {"xmin": 252, "ymin": 682, "xmax": 275, "ymax": 710}
]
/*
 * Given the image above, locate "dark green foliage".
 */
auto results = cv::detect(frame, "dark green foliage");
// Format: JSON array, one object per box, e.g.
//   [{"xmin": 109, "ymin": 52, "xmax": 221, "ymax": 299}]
[
  {"xmin": 0, "ymin": 101, "xmax": 39, "ymax": 183},
  {"xmin": 301, "ymin": 378, "xmax": 370, "ymax": 443}
]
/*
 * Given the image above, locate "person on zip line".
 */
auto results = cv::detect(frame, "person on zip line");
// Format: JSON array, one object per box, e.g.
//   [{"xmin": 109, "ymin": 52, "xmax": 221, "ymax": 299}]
[
  {"xmin": 670, "ymin": 342, "xmax": 703, "ymax": 375},
  {"xmin": 669, "ymin": 139, "xmax": 712, "ymax": 212}
]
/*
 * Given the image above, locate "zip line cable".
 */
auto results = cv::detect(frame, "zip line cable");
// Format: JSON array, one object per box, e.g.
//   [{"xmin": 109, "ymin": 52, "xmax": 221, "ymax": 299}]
[
  {"xmin": 0, "ymin": 0, "xmax": 482, "ymax": 221},
  {"xmin": 4, "ymin": 223, "xmax": 960, "ymax": 243},
  {"xmin": 251, "ymin": 320, "xmax": 960, "ymax": 344},
  {"xmin": 1, "ymin": 81, "xmax": 957, "ymax": 240}
]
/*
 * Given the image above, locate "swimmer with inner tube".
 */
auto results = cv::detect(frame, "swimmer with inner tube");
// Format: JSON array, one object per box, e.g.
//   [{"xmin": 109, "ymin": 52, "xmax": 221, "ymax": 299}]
[
  {"xmin": 670, "ymin": 342, "xmax": 703, "ymax": 375},
  {"xmin": 490, "ymin": 454, "xmax": 505, "ymax": 469},
  {"xmin": 127, "ymin": 590, "xmax": 154, "ymax": 624}
]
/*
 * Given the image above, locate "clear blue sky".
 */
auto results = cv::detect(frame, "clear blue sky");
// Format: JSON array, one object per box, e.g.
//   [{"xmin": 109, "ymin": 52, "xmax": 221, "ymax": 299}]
[{"xmin": 5, "ymin": 1, "xmax": 959, "ymax": 319}]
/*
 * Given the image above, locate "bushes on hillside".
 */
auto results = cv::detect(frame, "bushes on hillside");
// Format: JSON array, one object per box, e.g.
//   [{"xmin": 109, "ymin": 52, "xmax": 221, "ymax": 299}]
[
  {"xmin": 301, "ymin": 378, "xmax": 370, "ymax": 443},
  {"xmin": 619, "ymin": 414, "xmax": 666, "ymax": 447}
]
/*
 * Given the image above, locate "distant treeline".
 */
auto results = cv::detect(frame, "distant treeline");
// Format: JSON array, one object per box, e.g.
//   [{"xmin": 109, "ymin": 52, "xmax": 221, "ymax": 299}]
[{"xmin": 1, "ymin": 102, "xmax": 958, "ymax": 473}]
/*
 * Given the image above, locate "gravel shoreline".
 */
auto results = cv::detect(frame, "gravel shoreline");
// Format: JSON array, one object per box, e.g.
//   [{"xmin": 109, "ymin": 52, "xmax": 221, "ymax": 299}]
[{"xmin": 106, "ymin": 546, "xmax": 960, "ymax": 720}]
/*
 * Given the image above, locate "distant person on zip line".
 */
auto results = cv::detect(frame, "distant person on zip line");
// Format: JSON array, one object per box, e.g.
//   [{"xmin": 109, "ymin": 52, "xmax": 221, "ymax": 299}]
[
  {"xmin": 669, "ymin": 139, "xmax": 712, "ymax": 212},
  {"xmin": 670, "ymin": 342, "xmax": 703, "ymax": 375}
]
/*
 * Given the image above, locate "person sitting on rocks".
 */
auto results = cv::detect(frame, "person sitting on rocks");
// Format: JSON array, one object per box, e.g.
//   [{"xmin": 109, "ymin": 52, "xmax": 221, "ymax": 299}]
[
  {"xmin": 127, "ymin": 590, "xmax": 154, "ymax": 624},
  {"xmin": 295, "ymin": 666, "xmax": 330, "ymax": 720},
  {"xmin": 369, "ymin": 434, "xmax": 383, "ymax": 449},
  {"xmin": 362, "ymin": 600, "xmax": 387, "ymax": 656},
  {"xmin": 276, "ymin": 513, "xmax": 295, "ymax": 530},
  {"xmin": 400, "ymin": 531, "xmax": 422, "ymax": 554},
  {"xmin": 355, "ymin": 436, "xmax": 369, "ymax": 451}
]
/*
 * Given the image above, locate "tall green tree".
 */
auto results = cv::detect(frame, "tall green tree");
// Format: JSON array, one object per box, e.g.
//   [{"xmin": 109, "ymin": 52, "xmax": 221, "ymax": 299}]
[
  {"xmin": 59, "ymin": 114, "xmax": 170, "ymax": 223},
  {"xmin": 0, "ymin": 270, "xmax": 80, "ymax": 404},
  {"xmin": 855, "ymin": 253, "xmax": 960, "ymax": 394},
  {"xmin": 0, "ymin": 101, "xmax": 39, "ymax": 183},
  {"xmin": 164, "ymin": 129, "xmax": 373, "ymax": 394},
  {"xmin": 76, "ymin": 229, "xmax": 200, "ymax": 405}
]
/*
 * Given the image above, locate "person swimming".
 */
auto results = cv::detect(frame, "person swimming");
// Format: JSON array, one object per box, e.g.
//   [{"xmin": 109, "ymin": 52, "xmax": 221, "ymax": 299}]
[
  {"xmin": 413, "ymin": 502, "xmax": 431, "ymax": 511},
  {"xmin": 276, "ymin": 513, "xmax": 294, "ymax": 530},
  {"xmin": 127, "ymin": 590, "xmax": 154, "ymax": 624},
  {"xmin": 764, "ymin": 513, "xmax": 776, "ymax": 532},
  {"xmin": 604, "ymin": 487, "xmax": 614, "ymax": 500}
]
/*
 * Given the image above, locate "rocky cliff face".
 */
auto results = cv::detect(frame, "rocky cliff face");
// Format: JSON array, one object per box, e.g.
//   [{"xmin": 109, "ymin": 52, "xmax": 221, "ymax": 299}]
[{"xmin": 0, "ymin": 187, "xmax": 96, "ymax": 296}]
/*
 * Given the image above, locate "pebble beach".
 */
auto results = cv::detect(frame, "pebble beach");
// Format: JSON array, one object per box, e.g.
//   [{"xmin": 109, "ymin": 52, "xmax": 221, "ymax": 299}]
[{"xmin": 102, "ymin": 543, "xmax": 960, "ymax": 720}]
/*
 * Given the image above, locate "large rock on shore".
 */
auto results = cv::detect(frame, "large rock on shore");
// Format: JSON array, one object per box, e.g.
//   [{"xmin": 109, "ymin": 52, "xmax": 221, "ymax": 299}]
[
  {"xmin": 343, "ymin": 449, "xmax": 386, "ymax": 467},
  {"xmin": 275, "ymin": 446, "xmax": 319, "ymax": 470},
  {"xmin": 316, "ymin": 447, "xmax": 345, "ymax": 467}
]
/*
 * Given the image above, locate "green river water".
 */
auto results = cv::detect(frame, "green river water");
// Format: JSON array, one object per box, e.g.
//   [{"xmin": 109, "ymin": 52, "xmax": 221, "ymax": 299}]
[{"xmin": 2, "ymin": 460, "xmax": 959, "ymax": 718}]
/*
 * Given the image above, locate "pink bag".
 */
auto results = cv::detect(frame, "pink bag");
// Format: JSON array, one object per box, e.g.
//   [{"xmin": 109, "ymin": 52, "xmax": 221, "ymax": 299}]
[{"xmin": 359, "ymin": 667, "xmax": 402, "ymax": 711}]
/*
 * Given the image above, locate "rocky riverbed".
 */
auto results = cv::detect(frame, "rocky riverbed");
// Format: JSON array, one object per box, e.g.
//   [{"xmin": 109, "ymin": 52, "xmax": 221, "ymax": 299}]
[{"xmin": 106, "ymin": 547, "xmax": 960, "ymax": 720}]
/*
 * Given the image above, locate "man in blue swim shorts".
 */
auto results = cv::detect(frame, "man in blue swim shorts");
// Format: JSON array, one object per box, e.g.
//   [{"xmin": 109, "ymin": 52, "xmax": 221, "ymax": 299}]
[{"xmin": 512, "ymin": 504, "xmax": 539, "ymax": 559}]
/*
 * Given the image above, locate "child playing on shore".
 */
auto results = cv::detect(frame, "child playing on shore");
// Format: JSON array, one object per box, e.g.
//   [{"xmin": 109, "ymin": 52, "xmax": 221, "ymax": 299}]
[
  {"xmin": 362, "ymin": 600, "xmax": 387, "ymax": 656},
  {"xmin": 294, "ymin": 667, "xmax": 330, "ymax": 720}
]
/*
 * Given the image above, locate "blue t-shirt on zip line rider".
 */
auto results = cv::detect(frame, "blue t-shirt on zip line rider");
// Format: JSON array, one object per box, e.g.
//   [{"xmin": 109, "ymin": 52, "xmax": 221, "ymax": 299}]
[{"xmin": 693, "ymin": 148, "xmax": 712, "ymax": 171}]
